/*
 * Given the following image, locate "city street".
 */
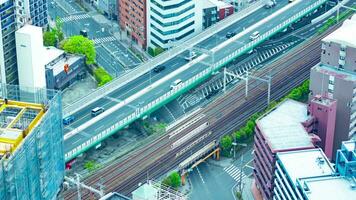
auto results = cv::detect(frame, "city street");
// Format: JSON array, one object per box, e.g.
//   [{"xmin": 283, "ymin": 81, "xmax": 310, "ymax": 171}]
[
  {"xmin": 188, "ymin": 148, "xmax": 254, "ymax": 200},
  {"xmin": 48, "ymin": 0, "xmax": 141, "ymax": 77}
]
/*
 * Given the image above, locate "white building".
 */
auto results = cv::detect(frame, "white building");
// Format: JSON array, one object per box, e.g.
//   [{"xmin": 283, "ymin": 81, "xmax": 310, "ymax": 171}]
[
  {"xmin": 15, "ymin": 25, "xmax": 46, "ymax": 91},
  {"xmin": 147, "ymin": 0, "xmax": 205, "ymax": 49}
]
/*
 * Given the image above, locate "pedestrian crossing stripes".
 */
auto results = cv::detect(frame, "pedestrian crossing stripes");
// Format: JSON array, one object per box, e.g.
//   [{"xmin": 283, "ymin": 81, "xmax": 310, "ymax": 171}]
[
  {"xmin": 59, "ymin": 14, "xmax": 90, "ymax": 23},
  {"xmin": 224, "ymin": 164, "xmax": 246, "ymax": 182},
  {"xmin": 93, "ymin": 36, "xmax": 116, "ymax": 44}
]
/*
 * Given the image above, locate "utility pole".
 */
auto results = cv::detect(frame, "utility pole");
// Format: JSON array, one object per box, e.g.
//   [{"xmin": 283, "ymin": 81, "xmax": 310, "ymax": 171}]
[
  {"xmin": 336, "ymin": 2, "xmax": 356, "ymax": 23},
  {"xmin": 64, "ymin": 174, "xmax": 105, "ymax": 199}
]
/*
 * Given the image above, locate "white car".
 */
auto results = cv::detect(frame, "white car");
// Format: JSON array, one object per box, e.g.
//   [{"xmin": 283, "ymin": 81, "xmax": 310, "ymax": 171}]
[
  {"xmin": 250, "ymin": 31, "xmax": 260, "ymax": 40},
  {"xmin": 170, "ymin": 79, "xmax": 183, "ymax": 90},
  {"xmin": 184, "ymin": 51, "xmax": 197, "ymax": 61}
]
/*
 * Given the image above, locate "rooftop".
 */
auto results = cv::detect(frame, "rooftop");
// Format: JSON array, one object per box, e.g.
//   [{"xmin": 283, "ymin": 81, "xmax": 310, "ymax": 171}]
[
  {"xmin": 310, "ymin": 94, "xmax": 337, "ymax": 107},
  {"xmin": 257, "ymin": 99, "xmax": 314, "ymax": 151},
  {"xmin": 298, "ymin": 176, "xmax": 356, "ymax": 200},
  {"xmin": 277, "ymin": 148, "xmax": 335, "ymax": 185},
  {"xmin": 207, "ymin": 0, "xmax": 230, "ymax": 9},
  {"xmin": 43, "ymin": 47, "xmax": 83, "ymax": 76},
  {"xmin": 0, "ymin": 99, "xmax": 44, "ymax": 156},
  {"xmin": 323, "ymin": 15, "xmax": 356, "ymax": 48},
  {"xmin": 15, "ymin": 24, "xmax": 42, "ymax": 35},
  {"xmin": 313, "ymin": 63, "xmax": 356, "ymax": 82}
]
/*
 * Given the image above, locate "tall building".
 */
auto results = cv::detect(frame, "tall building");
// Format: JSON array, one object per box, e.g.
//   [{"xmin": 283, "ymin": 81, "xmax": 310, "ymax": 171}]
[
  {"xmin": 119, "ymin": 0, "xmax": 147, "ymax": 49},
  {"xmin": 147, "ymin": 0, "xmax": 208, "ymax": 49},
  {"xmin": 0, "ymin": 84, "xmax": 64, "ymax": 199},
  {"xmin": 253, "ymin": 99, "xmax": 317, "ymax": 200},
  {"xmin": 275, "ymin": 147, "xmax": 356, "ymax": 200},
  {"xmin": 307, "ymin": 95, "xmax": 337, "ymax": 159},
  {"xmin": 0, "ymin": 0, "xmax": 17, "ymax": 85},
  {"xmin": 0, "ymin": 0, "xmax": 48, "ymax": 85},
  {"xmin": 15, "ymin": 24, "xmax": 46, "ymax": 91},
  {"xmin": 309, "ymin": 15, "xmax": 356, "ymax": 159}
]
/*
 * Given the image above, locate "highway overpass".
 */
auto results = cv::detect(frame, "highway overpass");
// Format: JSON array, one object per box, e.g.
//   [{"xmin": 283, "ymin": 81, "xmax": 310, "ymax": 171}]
[{"xmin": 63, "ymin": 0, "xmax": 329, "ymax": 161}]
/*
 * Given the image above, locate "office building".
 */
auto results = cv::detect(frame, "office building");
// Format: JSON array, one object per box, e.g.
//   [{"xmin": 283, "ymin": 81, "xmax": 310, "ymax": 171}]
[
  {"xmin": 253, "ymin": 99, "xmax": 317, "ymax": 200},
  {"xmin": 119, "ymin": 0, "xmax": 147, "ymax": 49},
  {"xmin": 275, "ymin": 147, "xmax": 356, "ymax": 200},
  {"xmin": 0, "ymin": 0, "xmax": 48, "ymax": 85},
  {"xmin": 15, "ymin": 24, "xmax": 46, "ymax": 91},
  {"xmin": 309, "ymin": 15, "xmax": 356, "ymax": 159},
  {"xmin": 0, "ymin": 84, "xmax": 64, "ymax": 199},
  {"xmin": 0, "ymin": 0, "xmax": 17, "ymax": 84},
  {"xmin": 147, "ymin": 0, "xmax": 207, "ymax": 49}
]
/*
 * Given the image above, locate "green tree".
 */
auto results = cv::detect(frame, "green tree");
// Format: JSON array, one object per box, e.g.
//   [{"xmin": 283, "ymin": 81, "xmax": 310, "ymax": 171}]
[
  {"xmin": 220, "ymin": 135, "xmax": 233, "ymax": 150},
  {"xmin": 162, "ymin": 172, "xmax": 181, "ymax": 189},
  {"xmin": 148, "ymin": 47, "xmax": 154, "ymax": 56},
  {"xmin": 62, "ymin": 35, "xmax": 96, "ymax": 64},
  {"xmin": 43, "ymin": 31, "xmax": 57, "ymax": 46},
  {"xmin": 54, "ymin": 17, "xmax": 64, "ymax": 42}
]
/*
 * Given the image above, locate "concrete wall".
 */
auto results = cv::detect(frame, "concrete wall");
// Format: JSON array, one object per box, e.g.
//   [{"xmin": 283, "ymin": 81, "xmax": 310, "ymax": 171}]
[{"xmin": 321, "ymin": 41, "xmax": 356, "ymax": 71}]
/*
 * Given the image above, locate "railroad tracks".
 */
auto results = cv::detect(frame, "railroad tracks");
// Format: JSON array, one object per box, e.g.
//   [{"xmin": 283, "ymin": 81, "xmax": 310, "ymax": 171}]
[{"xmin": 63, "ymin": 25, "xmax": 336, "ymax": 199}]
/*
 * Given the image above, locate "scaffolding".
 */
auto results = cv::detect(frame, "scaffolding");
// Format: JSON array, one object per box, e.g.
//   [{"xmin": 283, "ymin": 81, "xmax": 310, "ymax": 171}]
[{"xmin": 0, "ymin": 84, "xmax": 64, "ymax": 200}]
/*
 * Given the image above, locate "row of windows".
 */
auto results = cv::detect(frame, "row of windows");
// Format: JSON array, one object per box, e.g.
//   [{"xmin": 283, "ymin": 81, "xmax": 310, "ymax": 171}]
[
  {"xmin": 151, "ymin": 4, "xmax": 194, "ymax": 19},
  {"xmin": 151, "ymin": 28, "xmax": 194, "ymax": 45},
  {"xmin": 151, "ymin": 13, "xmax": 194, "ymax": 27},
  {"xmin": 151, "ymin": 21, "xmax": 194, "ymax": 36},
  {"xmin": 151, "ymin": 0, "xmax": 192, "ymax": 10}
]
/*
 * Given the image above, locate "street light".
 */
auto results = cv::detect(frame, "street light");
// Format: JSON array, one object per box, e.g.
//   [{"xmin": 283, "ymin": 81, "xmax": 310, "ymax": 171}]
[{"xmin": 231, "ymin": 142, "xmax": 248, "ymax": 196}]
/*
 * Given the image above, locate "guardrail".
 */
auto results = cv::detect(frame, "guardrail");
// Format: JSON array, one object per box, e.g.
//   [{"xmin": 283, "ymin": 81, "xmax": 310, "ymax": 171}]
[
  {"xmin": 62, "ymin": 0, "xmax": 264, "ymax": 117},
  {"xmin": 64, "ymin": 0, "xmax": 328, "ymax": 161}
]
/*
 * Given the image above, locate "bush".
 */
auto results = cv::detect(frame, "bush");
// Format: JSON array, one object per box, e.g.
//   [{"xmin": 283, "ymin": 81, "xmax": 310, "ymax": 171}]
[
  {"xmin": 84, "ymin": 160, "xmax": 100, "ymax": 172},
  {"xmin": 94, "ymin": 67, "xmax": 113, "ymax": 86},
  {"xmin": 43, "ymin": 31, "xmax": 57, "ymax": 46},
  {"xmin": 148, "ymin": 47, "xmax": 154, "ymax": 57}
]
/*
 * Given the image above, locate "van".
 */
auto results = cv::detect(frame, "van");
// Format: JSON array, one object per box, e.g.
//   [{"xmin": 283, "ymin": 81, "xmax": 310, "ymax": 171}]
[
  {"xmin": 170, "ymin": 79, "xmax": 183, "ymax": 90},
  {"xmin": 250, "ymin": 31, "xmax": 260, "ymax": 40},
  {"xmin": 91, "ymin": 107, "xmax": 105, "ymax": 117}
]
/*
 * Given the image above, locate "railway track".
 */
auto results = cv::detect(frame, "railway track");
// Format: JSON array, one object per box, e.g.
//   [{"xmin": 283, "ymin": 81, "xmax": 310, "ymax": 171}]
[{"xmin": 63, "ymin": 24, "xmax": 336, "ymax": 199}]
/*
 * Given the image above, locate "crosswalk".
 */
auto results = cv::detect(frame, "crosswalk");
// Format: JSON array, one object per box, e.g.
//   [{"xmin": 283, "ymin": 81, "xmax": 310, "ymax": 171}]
[
  {"xmin": 59, "ymin": 14, "xmax": 90, "ymax": 23},
  {"xmin": 93, "ymin": 36, "xmax": 117, "ymax": 44},
  {"xmin": 224, "ymin": 164, "xmax": 246, "ymax": 182}
]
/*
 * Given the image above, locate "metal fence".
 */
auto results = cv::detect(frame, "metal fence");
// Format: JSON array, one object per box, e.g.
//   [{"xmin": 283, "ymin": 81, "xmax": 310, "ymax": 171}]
[
  {"xmin": 62, "ymin": 0, "xmax": 264, "ymax": 117},
  {"xmin": 64, "ymin": 0, "xmax": 328, "ymax": 161}
]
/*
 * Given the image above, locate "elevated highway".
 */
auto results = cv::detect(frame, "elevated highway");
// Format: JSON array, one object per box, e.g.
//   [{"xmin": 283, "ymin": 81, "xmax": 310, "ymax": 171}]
[{"xmin": 63, "ymin": 0, "xmax": 329, "ymax": 161}]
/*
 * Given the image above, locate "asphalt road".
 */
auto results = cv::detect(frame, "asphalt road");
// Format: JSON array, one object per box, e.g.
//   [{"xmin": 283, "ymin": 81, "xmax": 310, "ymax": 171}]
[
  {"xmin": 48, "ymin": 0, "xmax": 141, "ymax": 77},
  {"xmin": 62, "ymin": 0, "xmax": 323, "ymax": 157}
]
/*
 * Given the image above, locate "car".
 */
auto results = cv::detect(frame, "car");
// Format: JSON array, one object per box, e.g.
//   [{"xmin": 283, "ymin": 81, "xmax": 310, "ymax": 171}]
[
  {"xmin": 250, "ymin": 31, "xmax": 260, "ymax": 40},
  {"xmin": 91, "ymin": 107, "xmax": 105, "ymax": 117},
  {"xmin": 153, "ymin": 65, "xmax": 166, "ymax": 73},
  {"xmin": 170, "ymin": 79, "xmax": 183, "ymax": 90},
  {"xmin": 184, "ymin": 51, "xmax": 197, "ymax": 61},
  {"xmin": 80, "ymin": 30, "xmax": 88, "ymax": 37},
  {"xmin": 288, "ymin": 0, "xmax": 296, "ymax": 2},
  {"xmin": 63, "ymin": 115, "xmax": 75, "ymax": 125},
  {"xmin": 265, "ymin": 0, "xmax": 276, "ymax": 8},
  {"xmin": 226, "ymin": 31, "xmax": 236, "ymax": 38}
]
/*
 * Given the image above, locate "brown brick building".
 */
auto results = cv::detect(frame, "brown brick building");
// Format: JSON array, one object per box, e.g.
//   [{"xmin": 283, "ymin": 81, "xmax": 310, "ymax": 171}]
[{"xmin": 118, "ymin": 0, "xmax": 147, "ymax": 48}]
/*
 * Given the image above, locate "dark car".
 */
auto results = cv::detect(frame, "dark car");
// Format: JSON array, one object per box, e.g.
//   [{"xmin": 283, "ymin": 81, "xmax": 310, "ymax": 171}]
[
  {"xmin": 153, "ymin": 65, "xmax": 166, "ymax": 73},
  {"xmin": 63, "ymin": 115, "xmax": 75, "ymax": 125},
  {"xmin": 226, "ymin": 31, "xmax": 236, "ymax": 39}
]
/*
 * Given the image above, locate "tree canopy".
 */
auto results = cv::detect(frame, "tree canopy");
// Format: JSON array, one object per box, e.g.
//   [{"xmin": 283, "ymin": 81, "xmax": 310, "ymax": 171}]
[{"xmin": 62, "ymin": 35, "xmax": 96, "ymax": 65}]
